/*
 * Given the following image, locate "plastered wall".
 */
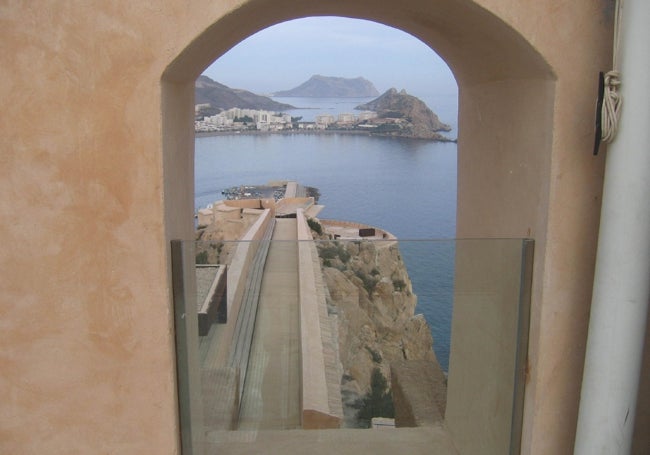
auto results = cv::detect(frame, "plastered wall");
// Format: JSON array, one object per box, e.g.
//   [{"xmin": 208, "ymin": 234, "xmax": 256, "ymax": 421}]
[{"xmin": 2, "ymin": 1, "xmax": 644, "ymax": 454}]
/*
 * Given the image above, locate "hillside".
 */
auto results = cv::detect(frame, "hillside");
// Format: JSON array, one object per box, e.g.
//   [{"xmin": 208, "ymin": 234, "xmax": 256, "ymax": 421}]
[
  {"xmin": 274, "ymin": 75, "xmax": 380, "ymax": 98},
  {"xmin": 195, "ymin": 75, "xmax": 294, "ymax": 115},
  {"xmin": 356, "ymin": 88, "xmax": 452, "ymax": 140}
]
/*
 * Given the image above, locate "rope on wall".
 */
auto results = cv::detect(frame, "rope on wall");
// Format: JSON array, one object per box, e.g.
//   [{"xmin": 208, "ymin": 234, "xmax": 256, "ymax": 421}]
[{"xmin": 601, "ymin": 0, "xmax": 624, "ymax": 144}]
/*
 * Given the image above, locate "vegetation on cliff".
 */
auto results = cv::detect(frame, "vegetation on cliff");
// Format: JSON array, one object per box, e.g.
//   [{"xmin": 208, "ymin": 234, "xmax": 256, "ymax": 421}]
[
  {"xmin": 312, "ymin": 233, "xmax": 441, "ymax": 427},
  {"xmin": 353, "ymin": 368, "xmax": 395, "ymax": 428}
]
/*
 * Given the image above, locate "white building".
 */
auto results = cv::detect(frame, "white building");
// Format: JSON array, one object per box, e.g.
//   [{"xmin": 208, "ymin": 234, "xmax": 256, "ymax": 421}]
[
  {"xmin": 315, "ymin": 114, "xmax": 336, "ymax": 127},
  {"xmin": 337, "ymin": 112, "xmax": 356, "ymax": 123},
  {"xmin": 358, "ymin": 111, "xmax": 378, "ymax": 121}
]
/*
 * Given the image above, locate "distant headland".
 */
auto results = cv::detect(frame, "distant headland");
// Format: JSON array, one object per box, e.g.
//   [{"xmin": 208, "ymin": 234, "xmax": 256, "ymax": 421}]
[
  {"xmin": 273, "ymin": 75, "xmax": 380, "ymax": 98},
  {"xmin": 195, "ymin": 75, "xmax": 455, "ymax": 141}
]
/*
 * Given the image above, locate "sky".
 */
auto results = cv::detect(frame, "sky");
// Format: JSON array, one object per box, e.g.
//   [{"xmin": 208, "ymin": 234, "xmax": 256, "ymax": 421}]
[{"xmin": 202, "ymin": 17, "xmax": 458, "ymax": 100}]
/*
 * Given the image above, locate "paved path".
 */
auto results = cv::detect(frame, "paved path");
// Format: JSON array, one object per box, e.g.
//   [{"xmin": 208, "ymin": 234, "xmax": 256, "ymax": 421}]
[
  {"xmin": 238, "ymin": 218, "xmax": 301, "ymax": 430},
  {"xmin": 205, "ymin": 426, "xmax": 459, "ymax": 454}
]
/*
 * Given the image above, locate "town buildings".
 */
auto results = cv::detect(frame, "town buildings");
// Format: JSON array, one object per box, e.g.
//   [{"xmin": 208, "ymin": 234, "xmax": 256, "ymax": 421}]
[
  {"xmin": 195, "ymin": 107, "xmax": 293, "ymax": 132},
  {"xmin": 195, "ymin": 108, "xmax": 378, "ymax": 132}
]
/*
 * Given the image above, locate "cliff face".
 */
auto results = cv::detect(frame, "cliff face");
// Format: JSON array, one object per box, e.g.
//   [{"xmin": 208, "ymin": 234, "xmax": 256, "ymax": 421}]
[
  {"xmin": 274, "ymin": 75, "xmax": 380, "ymax": 98},
  {"xmin": 317, "ymin": 239, "xmax": 440, "ymax": 424},
  {"xmin": 356, "ymin": 88, "xmax": 452, "ymax": 139}
]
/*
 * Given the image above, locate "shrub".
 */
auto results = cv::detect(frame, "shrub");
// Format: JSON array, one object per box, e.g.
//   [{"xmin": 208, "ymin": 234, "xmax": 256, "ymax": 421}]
[
  {"xmin": 307, "ymin": 218, "xmax": 323, "ymax": 235},
  {"xmin": 196, "ymin": 251, "xmax": 208, "ymax": 264},
  {"xmin": 318, "ymin": 242, "xmax": 350, "ymax": 264},
  {"xmin": 338, "ymin": 244, "xmax": 351, "ymax": 263},
  {"xmin": 355, "ymin": 368, "xmax": 395, "ymax": 427},
  {"xmin": 319, "ymin": 245, "xmax": 339, "ymax": 260},
  {"xmin": 366, "ymin": 346, "xmax": 383, "ymax": 363},
  {"xmin": 356, "ymin": 270, "xmax": 378, "ymax": 295},
  {"xmin": 393, "ymin": 279, "xmax": 406, "ymax": 292}
]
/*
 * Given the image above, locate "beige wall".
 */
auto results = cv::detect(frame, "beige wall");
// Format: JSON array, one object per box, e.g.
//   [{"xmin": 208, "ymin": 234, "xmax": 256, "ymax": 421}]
[
  {"xmin": 296, "ymin": 209, "xmax": 342, "ymax": 428},
  {"xmin": 2, "ymin": 1, "xmax": 645, "ymax": 454}
]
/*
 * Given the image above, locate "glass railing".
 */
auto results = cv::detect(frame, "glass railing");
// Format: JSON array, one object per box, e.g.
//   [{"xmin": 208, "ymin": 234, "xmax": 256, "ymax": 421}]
[{"xmin": 171, "ymin": 237, "xmax": 533, "ymax": 455}]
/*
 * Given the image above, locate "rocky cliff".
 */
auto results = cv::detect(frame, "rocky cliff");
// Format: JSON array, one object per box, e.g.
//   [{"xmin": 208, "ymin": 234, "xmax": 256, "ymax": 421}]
[
  {"xmin": 315, "ymin": 237, "xmax": 441, "ymax": 426},
  {"xmin": 356, "ymin": 88, "xmax": 452, "ymax": 140},
  {"xmin": 274, "ymin": 75, "xmax": 380, "ymax": 98}
]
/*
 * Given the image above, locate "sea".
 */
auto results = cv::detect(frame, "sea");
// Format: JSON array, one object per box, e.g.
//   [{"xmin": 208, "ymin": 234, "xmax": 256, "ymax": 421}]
[{"xmin": 195, "ymin": 94, "xmax": 458, "ymax": 371}]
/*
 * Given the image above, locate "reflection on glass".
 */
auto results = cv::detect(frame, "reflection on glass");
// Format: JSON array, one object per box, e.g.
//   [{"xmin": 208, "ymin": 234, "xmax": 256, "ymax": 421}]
[{"xmin": 173, "ymin": 236, "xmax": 532, "ymax": 453}]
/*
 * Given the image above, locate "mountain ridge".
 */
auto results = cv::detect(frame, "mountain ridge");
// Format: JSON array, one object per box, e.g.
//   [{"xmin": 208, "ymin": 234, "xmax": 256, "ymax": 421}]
[
  {"xmin": 274, "ymin": 75, "xmax": 380, "ymax": 98},
  {"xmin": 195, "ymin": 75, "xmax": 295, "ymax": 115}
]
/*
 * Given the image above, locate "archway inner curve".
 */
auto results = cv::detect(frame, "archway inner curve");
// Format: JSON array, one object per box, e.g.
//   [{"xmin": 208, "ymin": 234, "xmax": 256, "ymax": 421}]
[
  {"xmin": 164, "ymin": 0, "xmax": 554, "ymax": 86},
  {"xmin": 162, "ymin": 1, "xmax": 557, "ymax": 451},
  {"xmin": 163, "ymin": 0, "xmax": 557, "ymax": 250}
]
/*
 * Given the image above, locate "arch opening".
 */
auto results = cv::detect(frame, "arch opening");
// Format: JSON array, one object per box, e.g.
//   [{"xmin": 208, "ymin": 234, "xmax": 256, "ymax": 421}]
[
  {"xmin": 189, "ymin": 17, "xmax": 463, "ymax": 436},
  {"xmin": 162, "ymin": 1, "xmax": 556, "ymax": 452},
  {"xmin": 194, "ymin": 14, "xmax": 459, "ymax": 373}
]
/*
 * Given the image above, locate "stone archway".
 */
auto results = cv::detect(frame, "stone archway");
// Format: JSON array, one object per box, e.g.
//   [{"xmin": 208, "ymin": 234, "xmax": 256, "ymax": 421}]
[
  {"xmin": 162, "ymin": 0, "xmax": 555, "ymax": 243},
  {"xmin": 162, "ymin": 0, "xmax": 556, "ymax": 452}
]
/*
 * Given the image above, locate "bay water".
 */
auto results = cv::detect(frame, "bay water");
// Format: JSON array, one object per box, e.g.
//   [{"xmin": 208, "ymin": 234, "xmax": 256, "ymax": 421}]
[{"xmin": 195, "ymin": 95, "xmax": 458, "ymax": 370}]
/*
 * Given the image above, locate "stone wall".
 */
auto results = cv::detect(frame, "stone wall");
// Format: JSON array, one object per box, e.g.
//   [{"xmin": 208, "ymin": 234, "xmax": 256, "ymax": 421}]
[{"xmin": 296, "ymin": 209, "xmax": 343, "ymax": 428}]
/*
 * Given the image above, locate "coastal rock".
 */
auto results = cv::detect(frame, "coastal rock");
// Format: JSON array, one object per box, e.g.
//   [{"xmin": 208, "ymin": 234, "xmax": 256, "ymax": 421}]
[
  {"xmin": 356, "ymin": 88, "xmax": 452, "ymax": 139},
  {"xmin": 318, "ymin": 238, "xmax": 440, "ymax": 425}
]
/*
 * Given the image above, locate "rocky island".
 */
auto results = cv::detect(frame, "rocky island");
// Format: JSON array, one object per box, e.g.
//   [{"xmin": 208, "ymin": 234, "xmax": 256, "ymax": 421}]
[{"xmin": 273, "ymin": 75, "xmax": 380, "ymax": 98}]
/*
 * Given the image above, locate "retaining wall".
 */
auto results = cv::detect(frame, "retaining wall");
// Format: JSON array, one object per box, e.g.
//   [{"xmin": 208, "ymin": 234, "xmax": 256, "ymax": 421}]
[{"xmin": 296, "ymin": 209, "xmax": 343, "ymax": 428}]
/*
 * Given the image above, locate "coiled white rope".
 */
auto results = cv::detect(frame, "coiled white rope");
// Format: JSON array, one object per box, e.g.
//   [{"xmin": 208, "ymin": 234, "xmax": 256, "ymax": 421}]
[{"xmin": 601, "ymin": 0, "xmax": 623, "ymax": 143}]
